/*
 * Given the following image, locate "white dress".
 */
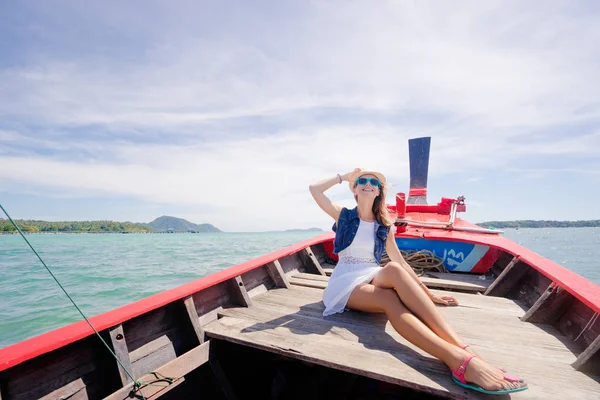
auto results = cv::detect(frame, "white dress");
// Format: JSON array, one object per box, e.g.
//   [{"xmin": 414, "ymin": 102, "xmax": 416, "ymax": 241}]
[{"xmin": 322, "ymin": 219, "xmax": 381, "ymax": 317}]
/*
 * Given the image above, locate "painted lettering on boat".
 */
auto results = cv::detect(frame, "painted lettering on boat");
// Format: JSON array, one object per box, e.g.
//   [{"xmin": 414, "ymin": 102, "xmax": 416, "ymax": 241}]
[{"xmin": 443, "ymin": 249, "xmax": 465, "ymax": 267}]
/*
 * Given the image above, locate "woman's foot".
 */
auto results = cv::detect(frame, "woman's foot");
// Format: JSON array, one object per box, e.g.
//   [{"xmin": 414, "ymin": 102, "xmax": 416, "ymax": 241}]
[
  {"xmin": 460, "ymin": 344, "xmax": 479, "ymax": 357},
  {"xmin": 451, "ymin": 353, "xmax": 527, "ymax": 393},
  {"xmin": 460, "ymin": 344, "xmax": 505, "ymax": 372}
]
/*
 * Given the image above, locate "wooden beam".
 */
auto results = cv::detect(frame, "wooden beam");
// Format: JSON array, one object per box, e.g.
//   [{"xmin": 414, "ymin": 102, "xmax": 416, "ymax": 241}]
[
  {"xmin": 572, "ymin": 333, "xmax": 600, "ymax": 373},
  {"xmin": 300, "ymin": 247, "xmax": 326, "ymax": 276},
  {"xmin": 105, "ymin": 340, "xmax": 212, "ymax": 400},
  {"xmin": 289, "ymin": 276, "xmax": 327, "ymax": 290},
  {"xmin": 265, "ymin": 260, "xmax": 291, "ymax": 289},
  {"xmin": 484, "ymin": 256, "xmax": 523, "ymax": 296},
  {"xmin": 38, "ymin": 379, "xmax": 85, "ymax": 400},
  {"xmin": 521, "ymin": 283, "xmax": 575, "ymax": 324},
  {"xmin": 183, "ymin": 296, "xmax": 205, "ymax": 344},
  {"xmin": 109, "ymin": 324, "xmax": 134, "ymax": 386},
  {"xmin": 229, "ymin": 275, "xmax": 252, "ymax": 307}
]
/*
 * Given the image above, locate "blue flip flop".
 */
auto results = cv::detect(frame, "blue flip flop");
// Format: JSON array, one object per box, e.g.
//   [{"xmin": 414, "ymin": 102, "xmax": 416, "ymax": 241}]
[{"xmin": 451, "ymin": 355, "xmax": 528, "ymax": 395}]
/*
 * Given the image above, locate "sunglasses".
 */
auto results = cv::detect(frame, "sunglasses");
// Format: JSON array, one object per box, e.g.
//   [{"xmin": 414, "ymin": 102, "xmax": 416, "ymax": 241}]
[{"xmin": 356, "ymin": 177, "xmax": 381, "ymax": 187}]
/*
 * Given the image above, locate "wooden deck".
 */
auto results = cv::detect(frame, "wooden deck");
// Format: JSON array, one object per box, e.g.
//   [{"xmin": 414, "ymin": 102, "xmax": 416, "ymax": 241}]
[
  {"xmin": 204, "ymin": 281, "xmax": 600, "ymax": 399},
  {"xmin": 297, "ymin": 268, "xmax": 492, "ymax": 293}
]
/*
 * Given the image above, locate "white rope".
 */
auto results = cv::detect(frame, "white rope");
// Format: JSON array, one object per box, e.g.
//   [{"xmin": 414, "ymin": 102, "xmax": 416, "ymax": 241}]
[{"xmin": 574, "ymin": 312, "xmax": 599, "ymax": 342}]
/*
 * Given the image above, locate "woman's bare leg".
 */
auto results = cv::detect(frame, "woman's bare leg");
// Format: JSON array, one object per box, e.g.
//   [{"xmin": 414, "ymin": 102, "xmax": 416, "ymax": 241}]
[
  {"xmin": 372, "ymin": 262, "xmax": 465, "ymax": 347},
  {"xmin": 346, "ymin": 283, "xmax": 526, "ymax": 391}
]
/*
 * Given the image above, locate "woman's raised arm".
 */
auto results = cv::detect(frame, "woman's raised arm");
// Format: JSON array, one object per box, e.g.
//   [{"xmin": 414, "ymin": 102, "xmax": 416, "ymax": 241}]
[{"xmin": 309, "ymin": 168, "xmax": 359, "ymax": 221}]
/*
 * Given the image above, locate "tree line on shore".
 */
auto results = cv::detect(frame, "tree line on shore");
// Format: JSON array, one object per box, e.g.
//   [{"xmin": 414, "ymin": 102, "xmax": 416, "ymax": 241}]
[
  {"xmin": 476, "ymin": 220, "xmax": 600, "ymax": 228},
  {"xmin": 0, "ymin": 219, "xmax": 152, "ymax": 233}
]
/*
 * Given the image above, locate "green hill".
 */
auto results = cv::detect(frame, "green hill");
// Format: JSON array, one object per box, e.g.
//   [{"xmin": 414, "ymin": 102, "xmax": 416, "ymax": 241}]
[{"xmin": 146, "ymin": 216, "xmax": 221, "ymax": 232}]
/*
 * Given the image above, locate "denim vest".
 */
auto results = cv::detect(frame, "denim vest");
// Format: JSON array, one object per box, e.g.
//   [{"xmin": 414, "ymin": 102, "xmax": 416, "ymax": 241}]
[{"xmin": 332, "ymin": 207, "xmax": 390, "ymax": 264}]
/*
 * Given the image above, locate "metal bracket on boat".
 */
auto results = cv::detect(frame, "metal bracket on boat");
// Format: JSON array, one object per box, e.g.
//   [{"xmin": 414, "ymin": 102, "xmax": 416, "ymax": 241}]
[{"xmin": 394, "ymin": 196, "xmax": 504, "ymax": 234}]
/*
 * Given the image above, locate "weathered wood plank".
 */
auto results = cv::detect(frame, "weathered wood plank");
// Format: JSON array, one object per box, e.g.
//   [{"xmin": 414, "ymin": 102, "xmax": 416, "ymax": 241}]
[
  {"xmin": 109, "ymin": 324, "xmax": 134, "ymax": 386},
  {"xmin": 293, "ymin": 270, "xmax": 491, "ymax": 292},
  {"xmin": 278, "ymin": 252, "xmax": 306, "ymax": 275},
  {"xmin": 229, "ymin": 275, "xmax": 253, "ymax": 307},
  {"xmin": 205, "ymin": 315, "xmax": 465, "ymax": 398},
  {"xmin": 121, "ymin": 300, "xmax": 200, "ymax": 380},
  {"xmin": 265, "ymin": 260, "xmax": 291, "ymax": 289},
  {"xmin": 300, "ymin": 247, "xmax": 326, "ymax": 276},
  {"xmin": 572, "ymin": 334, "xmax": 600, "ymax": 374},
  {"xmin": 292, "ymin": 271, "xmax": 489, "ymax": 293},
  {"xmin": 241, "ymin": 265, "xmax": 274, "ymax": 298},
  {"xmin": 220, "ymin": 300, "xmax": 576, "ymax": 366},
  {"xmin": 38, "ymin": 378, "xmax": 86, "ymax": 400},
  {"xmin": 508, "ymin": 267, "xmax": 553, "ymax": 309},
  {"xmin": 105, "ymin": 340, "xmax": 211, "ymax": 400},
  {"xmin": 206, "ymin": 287, "xmax": 600, "ymax": 399},
  {"xmin": 289, "ymin": 276, "xmax": 327, "ymax": 289},
  {"xmin": 122, "ymin": 303, "xmax": 193, "ymax": 357},
  {"xmin": 256, "ymin": 287, "xmax": 529, "ymax": 326},
  {"xmin": 282, "ymin": 283, "xmax": 526, "ymax": 317},
  {"xmin": 557, "ymin": 300, "xmax": 600, "ymax": 349},
  {"xmin": 192, "ymin": 281, "xmax": 235, "ymax": 320},
  {"xmin": 294, "ymin": 272, "xmax": 330, "ymax": 282},
  {"xmin": 254, "ymin": 288, "xmax": 568, "ymax": 351},
  {"xmin": 521, "ymin": 283, "xmax": 575, "ymax": 324},
  {"xmin": 421, "ymin": 272, "xmax": 491, "ymax": 291},
  {"xmin": 206, "ymin": 313, "xmax": 599, "ymax": 399},
  {"xmin": 4, "ymin": 337, "xmax": 114, "ymax": 400},
  {"xmin": 484, "ymin": 256, "xmax": 524, "ymax": 296},
  {"xmin": 184, "ymin": 296, "xmax": 205, "ymax": 344},
  {"xmin": 310, "ymin": 242, "xmax": 332, "ymax": 265},
  {"xmin": 199, "ymin": 307, "xmax": 223, "ymax": 326},
  {"xmin": 130, "ymin": 335, "xmax": 177, "ymax": 378}
]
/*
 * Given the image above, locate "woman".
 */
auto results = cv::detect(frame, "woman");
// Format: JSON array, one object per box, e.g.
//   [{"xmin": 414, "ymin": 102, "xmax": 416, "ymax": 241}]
[{"xmin": 309, "ymin": 168, "xmax": 528, "ymax": 395}]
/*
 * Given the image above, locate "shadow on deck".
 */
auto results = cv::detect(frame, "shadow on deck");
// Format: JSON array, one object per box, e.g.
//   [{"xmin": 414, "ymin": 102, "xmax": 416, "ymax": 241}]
[{"xmin": 205, "ymin": 284, "xmax": 600, "ymax": 399}]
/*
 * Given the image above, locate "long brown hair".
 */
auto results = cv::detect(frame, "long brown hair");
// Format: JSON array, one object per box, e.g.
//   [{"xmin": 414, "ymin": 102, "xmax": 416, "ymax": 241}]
[{"xmin": 354, "ymin": 181, "xmax": 393, "ymax": 227}]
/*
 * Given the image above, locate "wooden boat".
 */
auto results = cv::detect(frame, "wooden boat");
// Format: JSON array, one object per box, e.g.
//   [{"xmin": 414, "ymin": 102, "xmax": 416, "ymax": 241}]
[{"xmin": 1, "ymin": 138, "xmax": 599, "ymax": 399}]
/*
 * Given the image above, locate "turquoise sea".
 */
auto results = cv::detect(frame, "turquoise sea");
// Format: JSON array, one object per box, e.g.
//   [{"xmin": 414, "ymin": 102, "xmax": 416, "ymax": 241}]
[{"xmin": 1, "ymin": 228, "xmax": 599, "ymax": 348}]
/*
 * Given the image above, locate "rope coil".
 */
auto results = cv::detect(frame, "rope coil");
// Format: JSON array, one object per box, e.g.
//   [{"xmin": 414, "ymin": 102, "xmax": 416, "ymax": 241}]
[{"xmin": 380, "ymin": 249, "xmax": 447, "ymax": 276}]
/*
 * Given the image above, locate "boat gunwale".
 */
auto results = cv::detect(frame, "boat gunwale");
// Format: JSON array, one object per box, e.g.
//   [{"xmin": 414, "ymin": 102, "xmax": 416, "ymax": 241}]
[
  {"xmin": 1, "ymin": 218, "xmax": 599, "ymax": 373},
  {"xmin": 0, "ymin": 233, "xmax": 334, "ymax": 372},
  {"xmin": 397, "ymin": 216, "xmax": 600, "ymax": 315}
]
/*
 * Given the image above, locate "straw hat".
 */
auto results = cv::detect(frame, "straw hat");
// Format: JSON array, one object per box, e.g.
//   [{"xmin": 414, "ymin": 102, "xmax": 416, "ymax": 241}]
[{"xmin": 348, "ymin": 169, "xmax": 387, "ymax": 192}]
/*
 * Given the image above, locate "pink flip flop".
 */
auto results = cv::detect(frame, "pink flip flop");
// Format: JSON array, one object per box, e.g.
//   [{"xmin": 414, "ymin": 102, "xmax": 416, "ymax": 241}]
[{"xmin": 451, "ymin": 355, "xmax": 528, "ymax": 395}]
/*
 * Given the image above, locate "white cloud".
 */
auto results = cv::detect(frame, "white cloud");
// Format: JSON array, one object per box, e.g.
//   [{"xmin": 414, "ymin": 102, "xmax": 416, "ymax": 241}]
[
  {"xmin": 0, "ymin": 126, "xmax": 414, "ymax": 230},
  {"xmin": 1, "ymin": 1, "xmax": 599, "ymax": 228},
  {"xmin": 3, "ymin": 1, "xmax": 598, "ymax": 130}
]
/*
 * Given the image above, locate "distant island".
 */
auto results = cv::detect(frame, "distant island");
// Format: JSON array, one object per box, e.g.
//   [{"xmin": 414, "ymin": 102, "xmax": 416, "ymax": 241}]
[
  {"xmin": 476, "ymin": 220, "xmax": 600, "ymax": 229},
  {"xmin": 146, "ymin": 216, "xmax": 221, "ymax": 233},
  {"xmin": 0, "ymin": 216, "xmax": 220, "ymax": 234},
  {"xmin": 284, "ymin": 228, "xmax": 323, "ymax": 233}
]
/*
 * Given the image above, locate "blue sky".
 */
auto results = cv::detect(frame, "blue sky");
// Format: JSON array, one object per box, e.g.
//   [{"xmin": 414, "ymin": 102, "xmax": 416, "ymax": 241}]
[{"xmin": 1, "ymin": 1, "xmax": 599, "ymax": 232}]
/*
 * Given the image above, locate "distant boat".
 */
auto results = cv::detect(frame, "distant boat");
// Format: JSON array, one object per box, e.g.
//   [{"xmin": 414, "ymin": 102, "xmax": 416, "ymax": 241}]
[{"xmin": 0, "ymin": 137, "xmax": 598, "ymax": 399}]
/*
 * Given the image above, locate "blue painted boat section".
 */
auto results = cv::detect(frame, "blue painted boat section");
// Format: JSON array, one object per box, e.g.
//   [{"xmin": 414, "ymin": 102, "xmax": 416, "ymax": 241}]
[{"xmin": 395, "ymin": 238, "xmax": 489, "ymax": 272}]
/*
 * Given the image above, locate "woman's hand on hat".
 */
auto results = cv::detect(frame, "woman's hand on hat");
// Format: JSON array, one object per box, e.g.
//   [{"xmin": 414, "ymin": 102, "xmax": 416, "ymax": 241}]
[{"xmin": 342, "ymin": 168, "xmax": 361, "ymax": 182}]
